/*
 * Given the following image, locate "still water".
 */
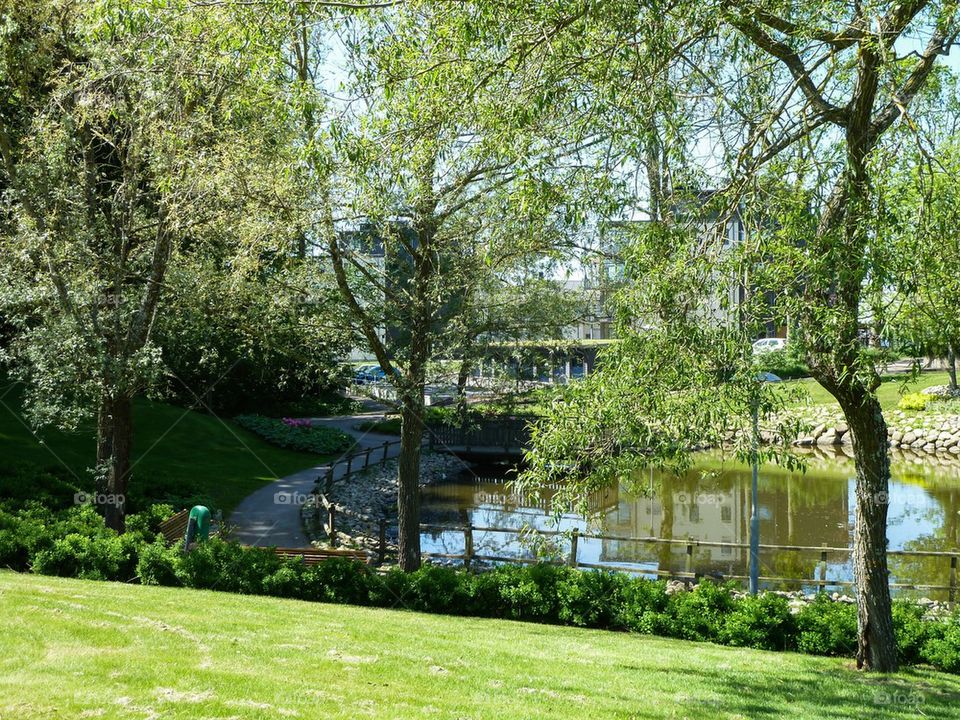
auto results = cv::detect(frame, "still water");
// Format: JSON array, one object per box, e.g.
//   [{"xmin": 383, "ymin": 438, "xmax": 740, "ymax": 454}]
[{"xmin": 419, "ymin": 448, "xmax": 960, "ymax": 598}]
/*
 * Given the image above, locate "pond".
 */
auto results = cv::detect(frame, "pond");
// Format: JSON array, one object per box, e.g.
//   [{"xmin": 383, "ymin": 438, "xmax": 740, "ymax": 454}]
[{"xmin": 419, "ymin": 447, "xmax": 960, "ymax": 599}]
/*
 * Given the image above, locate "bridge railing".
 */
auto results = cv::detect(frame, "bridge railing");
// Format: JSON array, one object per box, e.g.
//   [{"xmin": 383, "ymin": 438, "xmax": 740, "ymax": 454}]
[{"xmin": 428, "ymin": 418, "xmax": 532, "ymax": 452}]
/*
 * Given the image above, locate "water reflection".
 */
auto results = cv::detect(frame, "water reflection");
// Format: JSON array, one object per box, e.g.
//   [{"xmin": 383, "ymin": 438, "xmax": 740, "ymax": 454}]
[{"xmin": 419, "ymin": 448, "xmax": 960, "ymax": 598}]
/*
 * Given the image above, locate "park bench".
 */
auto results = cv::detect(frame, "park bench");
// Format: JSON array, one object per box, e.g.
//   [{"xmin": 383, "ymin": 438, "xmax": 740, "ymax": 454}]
[{"xmin": 158, "ymin": 509, "xmax": 371, "ymax": 565}]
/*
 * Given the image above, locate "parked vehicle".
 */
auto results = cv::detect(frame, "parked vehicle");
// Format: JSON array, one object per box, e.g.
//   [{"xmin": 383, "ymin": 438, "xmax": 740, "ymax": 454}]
[
  {"xmin": 752, "ymin": 337, "xmax": 787, "ymax": 355},
  {"xmin": 353, "ymin": 364, "xmax": 379, "ymax": 384}
]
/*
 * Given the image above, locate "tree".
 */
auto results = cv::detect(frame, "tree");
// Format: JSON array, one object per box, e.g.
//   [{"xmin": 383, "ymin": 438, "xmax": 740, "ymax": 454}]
[
  {"xmin": 0, "ymin": 0, "xmax": 295, "ymax": 531},
  {"xmin": 456, "ymin": 0, "xmax": 960, "ymax": 671},
  {"xmin": 281, "ymin": 5, "xmax": 600, "ymax": 570}
]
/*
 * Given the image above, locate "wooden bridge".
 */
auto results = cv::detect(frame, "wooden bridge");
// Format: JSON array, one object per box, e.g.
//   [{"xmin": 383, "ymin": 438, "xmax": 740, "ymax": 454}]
[{"xmin": 427, "ymin": 417, "xmax": 532, "ymax": 460}]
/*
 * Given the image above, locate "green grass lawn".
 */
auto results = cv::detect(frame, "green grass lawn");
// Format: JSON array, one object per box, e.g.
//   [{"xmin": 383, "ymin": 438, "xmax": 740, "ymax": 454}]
[
  {"xmin": 1, "ymin": 572, "xmax": 958, "ymax": 719},
  {"xmin": 0, "ymin": 382, "xmax": 325, "ymax": 514},
  {"xmin": 782, "ymin": 370, "xmax": 952, "ymax": 411}
]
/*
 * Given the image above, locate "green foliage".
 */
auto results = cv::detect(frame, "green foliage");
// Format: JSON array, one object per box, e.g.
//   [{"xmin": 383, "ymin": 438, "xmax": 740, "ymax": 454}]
[
  {"xmin": 32, "ymin": 533, "xmax": 130, "ymax": 581},
  {"xmin": 795, "ymin": 595, "xmax": 857, "ymax": 656},
  {"xmin": 921, "ymin": 611, "xmax": 960, "ymax": 673},
  {"xmin": 233, "ymin": 415, "xmax": 354, "ymax": 455},
  {"xmin": 898, "ymin": 392, "xmax": 931, "ymax": 412},
  {"xmin": 720, "ymin": 593, "xmax": 796, "ymax": 651}
]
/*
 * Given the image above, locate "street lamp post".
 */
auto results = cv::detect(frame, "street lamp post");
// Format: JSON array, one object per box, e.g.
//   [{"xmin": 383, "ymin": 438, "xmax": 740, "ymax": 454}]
[{"xmin": 749, "ymin": 396, "xmax": 760, "ymax": 595}]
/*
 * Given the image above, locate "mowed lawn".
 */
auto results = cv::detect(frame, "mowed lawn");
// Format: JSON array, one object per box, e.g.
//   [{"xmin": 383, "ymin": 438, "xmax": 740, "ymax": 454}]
[
  {"xmin": 0, "ymin": 382, "xmax": 325, "ymax": 514},
  {"xmin": 783, "ymin": 370, "xmax": 953, "ymax": 411},
  {"xmin": 2, "ymin": 573, "xmax": 959, "ymax": 719}
]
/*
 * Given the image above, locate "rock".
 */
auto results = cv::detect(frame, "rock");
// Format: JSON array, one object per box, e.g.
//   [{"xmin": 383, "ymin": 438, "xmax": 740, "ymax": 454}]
[
  {"xmin": 902, "ymin": 432, "xmax": 917, "ymax": 445},
  {"xmin": 812, "ymin": 423, "xmax": 827, "ymax": 440},
  {"xmin": 951, "ymin": 446, "xmax": 960, "ymax": 455},
  {"xmin": 835, "ymin": 423, "xmax": 848, "ymax": 435}
]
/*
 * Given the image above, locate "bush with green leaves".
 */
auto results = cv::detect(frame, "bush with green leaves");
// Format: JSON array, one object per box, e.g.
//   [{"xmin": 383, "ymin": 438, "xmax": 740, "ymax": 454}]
[
  {"xmin": 921, "ymin": 610, "xmax": 960, "ymax": 673},
  {"xmin": 233, "ymin": 414, "xmax": 354, "ymax": 455},
  {"xmin": 720, "ymin": 593, "xmax": 796, "ymax": 651},
  {"xmin": 898, "ymin": 392, "xmax": 931, "ymax": 412},
  {"xmin": 795, "ymin": 594, "xmax": 857, "ymax": 656}
]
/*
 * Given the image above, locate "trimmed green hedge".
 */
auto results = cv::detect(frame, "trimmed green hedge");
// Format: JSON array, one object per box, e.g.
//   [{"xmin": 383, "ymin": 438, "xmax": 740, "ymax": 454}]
[{"xmin": 233, "ymin": 415, "xmax": 354, "ymax": 455}]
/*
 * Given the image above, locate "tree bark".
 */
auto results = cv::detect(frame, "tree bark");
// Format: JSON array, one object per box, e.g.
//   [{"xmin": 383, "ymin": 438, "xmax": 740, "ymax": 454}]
[
  {"xmin": 456, "ymin": 357, "xmax": 471, "ymax": 422},
  {"xmin": 840, "ymin": 390, "xmax": 898, "ymax": 672},
  {"xmin": 95, "ymin": 393, "xmax": 132, "ymax": 534},
  {"xmin": 947, "ymin": 344, "xmax": 958, "ymax": 391},
  {"xmin": 397, "ymin": 388, "xmax": 425, "ymax": 571}
]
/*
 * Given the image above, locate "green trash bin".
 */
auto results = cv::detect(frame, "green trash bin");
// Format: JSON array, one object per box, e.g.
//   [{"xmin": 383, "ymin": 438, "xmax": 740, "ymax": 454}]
[{"xmin": 184, "ymin": 505, "xmax": 211, "ymax": 549}]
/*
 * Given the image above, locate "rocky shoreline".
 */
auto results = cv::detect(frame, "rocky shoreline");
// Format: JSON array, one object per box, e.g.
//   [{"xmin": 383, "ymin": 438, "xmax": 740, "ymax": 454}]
[
  {"xmin": 788, "ymin": 406, "xmax": 960, "ymax": 454},
  {"xmin": 302, "ymin": 451, "xmax": 464, "ymax": 551}
]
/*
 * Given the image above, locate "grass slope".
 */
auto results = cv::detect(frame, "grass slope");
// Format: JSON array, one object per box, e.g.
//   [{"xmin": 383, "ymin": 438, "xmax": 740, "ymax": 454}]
[
  {"xmin": 0, "ymin": 382, "xmax": 324, "ymax": 514},
  {"xmin": 782, "ymin": 371, "xmax": 952, "ymax": 411},
  {"xmin": 1, "ymin": 572, "xmax": 959, "ymax": 719}
]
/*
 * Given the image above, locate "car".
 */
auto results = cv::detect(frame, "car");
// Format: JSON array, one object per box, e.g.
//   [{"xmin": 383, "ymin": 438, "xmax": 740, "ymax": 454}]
[
  {"xmin": 353, "ymin": 364, "xmax": 379, "ymax": 384},
  {"xmin": 752, "ymin": 337, "xmax": 787, "ymax": 355}
]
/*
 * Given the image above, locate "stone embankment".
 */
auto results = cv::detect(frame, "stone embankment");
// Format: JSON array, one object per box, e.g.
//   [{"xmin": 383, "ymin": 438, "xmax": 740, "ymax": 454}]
[
  {"xmin": 303, "ymin": 451, "xmax": 464, "ymax": 550},
  {"xmin": 791, "ymin": 407, "xmax": 960, "ymax": 455}
]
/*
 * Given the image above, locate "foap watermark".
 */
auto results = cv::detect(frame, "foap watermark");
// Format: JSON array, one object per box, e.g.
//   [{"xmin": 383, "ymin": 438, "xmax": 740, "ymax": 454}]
[
  {"xmin": 74, "ymin": 491, "xmax": 125, "ymax": 507},
  {"xmin": 274, "ymin": 491, "xmax": 313, "ymax": 506},
  {"xmin": 872, "ymin": 689, "xmax": 923, "ymax": 708},
  {"xmin": 676, "ymin": 491, "xmax": 728, "ymax": 506}
]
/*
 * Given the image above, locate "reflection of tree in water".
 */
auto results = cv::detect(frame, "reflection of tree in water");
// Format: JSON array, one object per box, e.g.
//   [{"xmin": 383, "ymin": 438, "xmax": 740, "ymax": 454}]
[
  {"xmin": 421, "ymin": 451, "xmax": 960, "ymax": 591},
  {"xmin": 888, "ymin": 487, "xmax": 959, "ymax": 598}
]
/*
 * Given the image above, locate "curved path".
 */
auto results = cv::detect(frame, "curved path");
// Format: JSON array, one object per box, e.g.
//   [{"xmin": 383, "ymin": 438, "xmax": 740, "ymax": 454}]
[{"xmin": 230, "ymin": 412, "xmax": 401, "ymax": 548}]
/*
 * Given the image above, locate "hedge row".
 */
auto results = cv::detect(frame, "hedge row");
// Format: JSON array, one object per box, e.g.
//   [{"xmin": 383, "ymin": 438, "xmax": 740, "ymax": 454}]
[
  {"xmin": 4, "ymin": 503, "xmax": 960, "ymax": 673},
  {"xmin": 233, "ymin": 414, "xmax": 354, "ymax": 455}
]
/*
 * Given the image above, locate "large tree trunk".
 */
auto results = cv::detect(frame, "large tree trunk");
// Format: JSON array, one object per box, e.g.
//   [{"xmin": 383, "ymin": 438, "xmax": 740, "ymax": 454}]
[
  {"xmin": 95, "ymin": 393, "xmax": 132, "ymax": 534},
  {"xmin": 838, "ymin": 389, "xmax": 898, "ymax": 672},
  {"xmin": 947, "ymin": 344, "xmax": 958, "ymax": 391},
  {"xmin": 397, "ymin": 391, "xmax": 425, "ymax": 571},
  {"xmin": 456, "ymin": 357, "xmax": 471, "ymax": 422}
]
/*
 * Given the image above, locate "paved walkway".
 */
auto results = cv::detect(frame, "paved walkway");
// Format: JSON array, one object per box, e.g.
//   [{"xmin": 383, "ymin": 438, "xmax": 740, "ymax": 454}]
[{"xmin": 230, "ymin": 412, "xmax": 401, "ymax": 548}]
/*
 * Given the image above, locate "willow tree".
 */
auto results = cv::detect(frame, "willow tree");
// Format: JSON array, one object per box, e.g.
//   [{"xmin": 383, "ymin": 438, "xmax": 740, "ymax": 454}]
[
  {"xmin": 282, "ymin": 5, "xmax": 604, "ymax": 570},
  {"xmin": 447, "ymin": 0, "xmax": 960, "ymax": 671},
  {"xmin": 0, "ymin": 0, "xmax": 297, "ymax": 530}
]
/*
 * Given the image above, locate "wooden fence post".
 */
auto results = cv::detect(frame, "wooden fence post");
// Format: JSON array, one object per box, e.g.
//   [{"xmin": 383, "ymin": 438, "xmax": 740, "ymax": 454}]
[
  {"xmin": 378, "ymin": 518, "xmax": 387, "ymax": 566},
  {"xmin": 345, "ymin": 455, "xmax": 353, "ymax": 477},
  {"xmin": 568, "ymin": 529, "xmax": 579, "ymax": 568},
  {"xmin": 382, "ymin": 441, "xmax": 390, "ymax": 465},
  {"xmin": 950, "ymin": 556, "xmax": 957, "ymax": 605},
  {"xmin": 324, "ymin": 467, "xmax": 334, "ymax": 496},
  {"xmin": 818, "ymin": 544, "xmax": 828, "ymax": 593},
  {"xmin": 365, "ymin": 447, "xmax": 372, "ymax": 469},
  {"xmin": 685, "ymin": 540, "xmax": 693, "ymax": 577},
  {"xmin": 328, "ymin": 504, "xmax": 337, "ymax": 548},
  {"xmin": 464, "ymin": 525, "xmax": 474, "ymax": 570}
]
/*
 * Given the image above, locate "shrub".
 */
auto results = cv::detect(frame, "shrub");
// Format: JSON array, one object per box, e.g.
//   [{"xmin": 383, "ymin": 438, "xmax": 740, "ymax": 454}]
[
  {"xmin": 720, "ymin": 593, "xmax": 796, "ymax": 651},
  {"xmin": 662, "ymin": 581, "xmax": 736, "ymax": 642},
  {"xmin": 922, "ymin": 612, "xmax": 960, "ymax": 673},
  {"xmin": 304, "ymin": 558, "xmax": 372, "ymax": 604},
  {"xmin": 557, "ymin": 570, "xmax": 627, "ymax": 628},
  {"xmin": 175, "ymin": 539, "xmax": 282, "ymax": 595},
  {"xmin": 233, "ymin": 414, "xmax": 354, "ymax": 455},
  {"xmin": 262, "ymin": 561, "xmax": 310, "ymax": 599},
  {"xmin": 136, "ymin": 538, "xmax": 181, "ymax": 586},
  {"xmin": 898, "ymin": 392, "xmax": 930, "ymax": 411},
  {"xmin": 483, "ymin": 564, "xmax": 559, "ymax": 622},
  {"xmin": 32, "ymin": 533, "xmax": 129, "ymax": 581},
  {"xmin": 892, "ymin": 601, "xmax": 943, "ymax": 666},
  {"xmin": 615, "ymin": 578, "xmax": 670, "ymax": 633},
  {"xmin": 795, "ymin": 595, "xmax": 857, "ymax": 656}
]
